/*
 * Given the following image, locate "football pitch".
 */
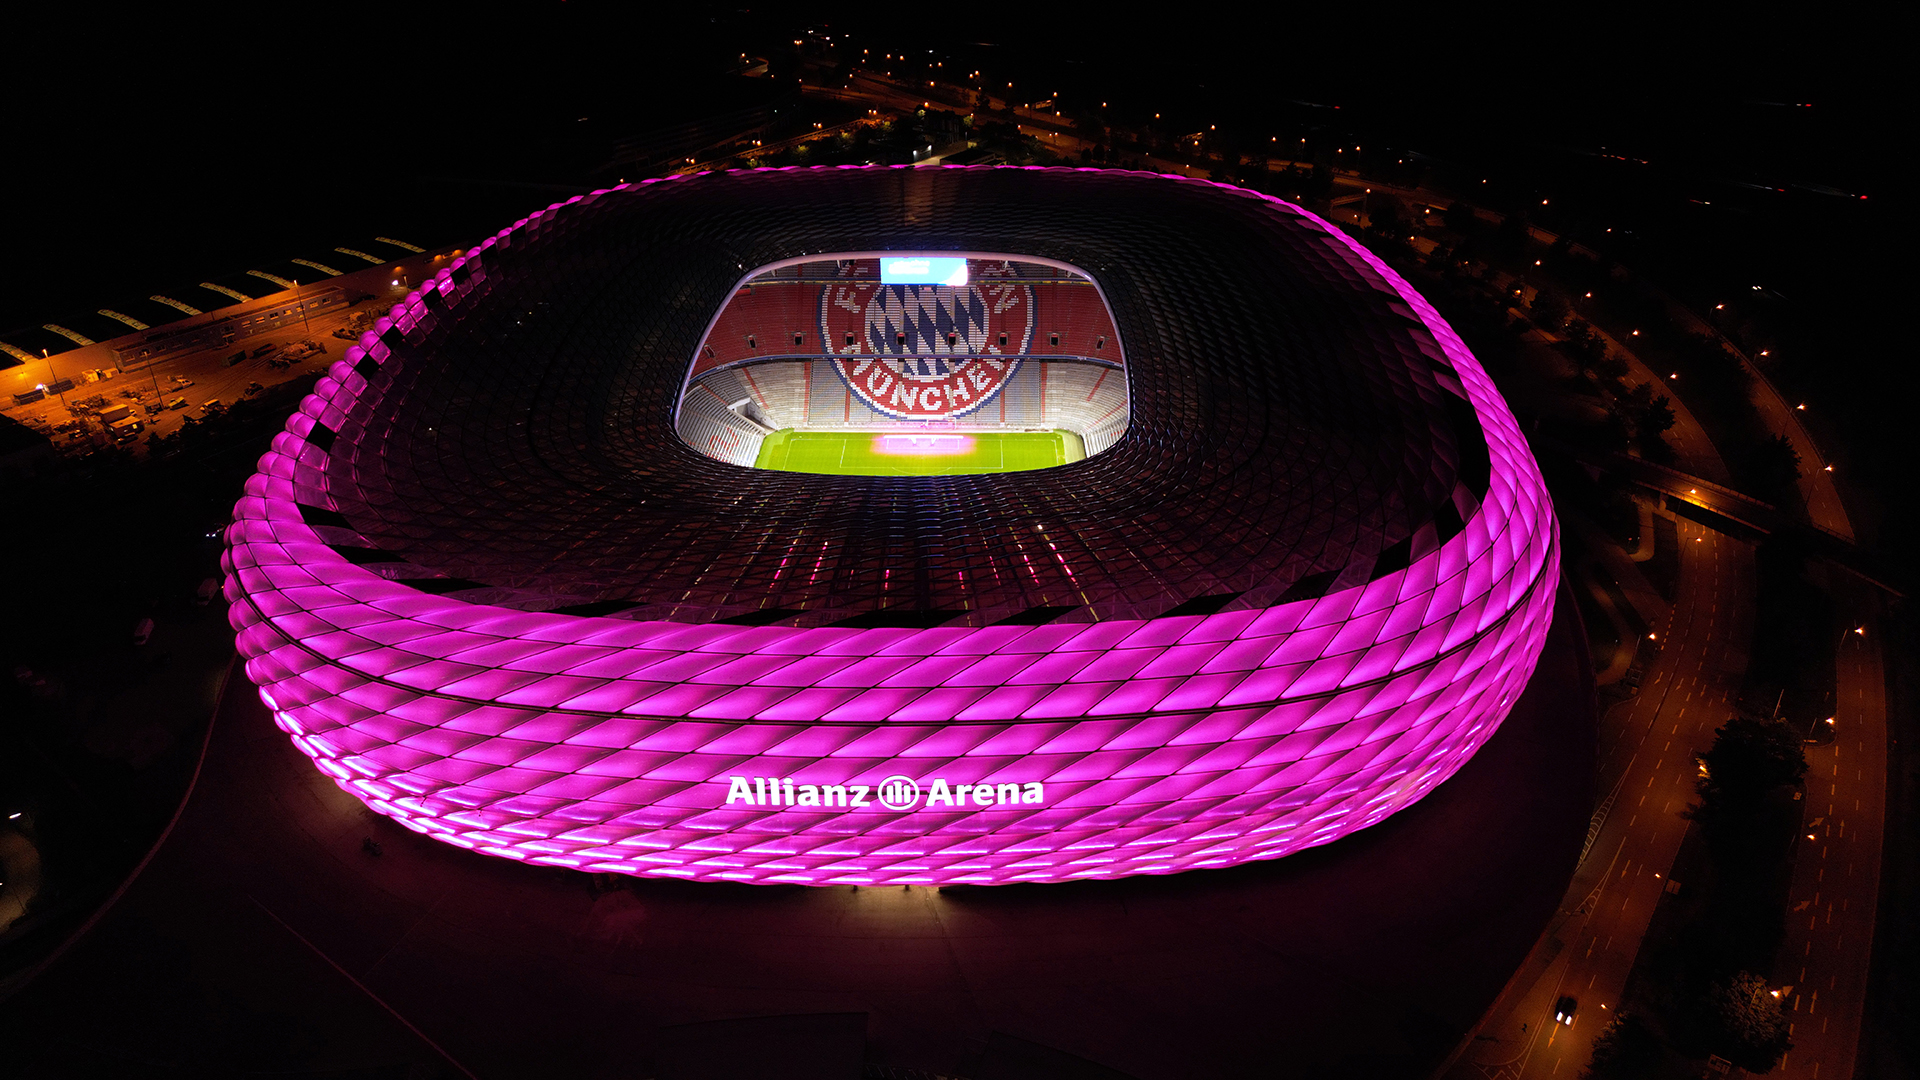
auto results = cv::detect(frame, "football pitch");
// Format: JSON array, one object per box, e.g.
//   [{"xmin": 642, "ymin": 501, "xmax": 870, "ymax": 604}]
[{"xmin": 755, "ymin": 429, "xmax": 1083, "ymax": 476}]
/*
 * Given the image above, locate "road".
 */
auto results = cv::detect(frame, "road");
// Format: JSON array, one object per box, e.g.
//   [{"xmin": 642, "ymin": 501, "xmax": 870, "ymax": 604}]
[
  {"xmin": 1452, "ymin": 513, "xmax": 1755, "ymax": 1079},
  {"xmin": 1773, "ymin": 614, "xmax": 1886, "ymax": 1079}
]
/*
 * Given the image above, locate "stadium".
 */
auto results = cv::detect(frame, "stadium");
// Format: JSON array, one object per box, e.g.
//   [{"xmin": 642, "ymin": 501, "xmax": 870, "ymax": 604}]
[{"xmin": 222, "ymin": 165, "xmax": 1559, "ymax": 888}]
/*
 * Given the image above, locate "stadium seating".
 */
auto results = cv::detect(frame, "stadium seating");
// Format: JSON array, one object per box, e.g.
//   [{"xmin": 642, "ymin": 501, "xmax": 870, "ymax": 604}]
[
  {"xmin": 680, "ymin": 259, "xmax": 1130, "ymax": 456},
  {"xmin": 681, "ymin": 357, "xmax": 1126, "ymax": 445}
]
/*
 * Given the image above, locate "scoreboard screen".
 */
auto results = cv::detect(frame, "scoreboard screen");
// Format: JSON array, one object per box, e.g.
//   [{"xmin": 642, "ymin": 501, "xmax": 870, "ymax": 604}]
[{"xmin": 880, "ymin": 256, "xmax": 968, "ymax": 287}]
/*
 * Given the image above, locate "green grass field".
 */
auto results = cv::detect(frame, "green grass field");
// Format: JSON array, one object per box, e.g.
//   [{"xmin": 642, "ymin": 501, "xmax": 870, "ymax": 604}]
[{"xmin": 755, "ymin": 429, "xmax": 1083, "ymax": 476}]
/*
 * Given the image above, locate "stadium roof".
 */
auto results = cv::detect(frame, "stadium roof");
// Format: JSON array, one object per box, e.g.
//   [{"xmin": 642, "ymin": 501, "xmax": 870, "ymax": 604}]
[
  {"xmin": 225, "ymin": 166, "xmax": 1559, "ymax": 885},
  {"xmin": 293, "ymin": 166, "xmax": 1493, "ymax": 628}
]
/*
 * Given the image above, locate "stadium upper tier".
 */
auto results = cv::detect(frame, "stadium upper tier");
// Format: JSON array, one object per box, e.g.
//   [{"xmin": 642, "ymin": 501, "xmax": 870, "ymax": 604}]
[
  {"xmin": 231, "ymin": 168, "xmax": 1521, "ymax": 627},
  {"xmin": 223, "ymin": 166, "xmax": 1558, "ymax": 885}
]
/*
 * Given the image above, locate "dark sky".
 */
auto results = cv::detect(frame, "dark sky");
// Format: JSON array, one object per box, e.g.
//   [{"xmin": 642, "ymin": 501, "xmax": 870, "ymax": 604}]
[
  {"xmin": 7, "ymin": 4, "xmax": 1910, "ymax": 547},
  {"xmin": 5, "ymin": 5, "xmax": 1895, "ymax": 327}
]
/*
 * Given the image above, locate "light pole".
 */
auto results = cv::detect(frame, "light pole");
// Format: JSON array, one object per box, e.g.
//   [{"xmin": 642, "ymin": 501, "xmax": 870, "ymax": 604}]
[{"xmin": 42, "ymin": 349, "xmax": 66, "ymax": 409}]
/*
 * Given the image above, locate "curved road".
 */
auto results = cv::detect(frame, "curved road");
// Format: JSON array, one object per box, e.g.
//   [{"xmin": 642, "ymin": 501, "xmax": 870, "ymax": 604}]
[{"xmin": 1454, "ymin": 513, "xmax": 1754, "ymax": 1079}]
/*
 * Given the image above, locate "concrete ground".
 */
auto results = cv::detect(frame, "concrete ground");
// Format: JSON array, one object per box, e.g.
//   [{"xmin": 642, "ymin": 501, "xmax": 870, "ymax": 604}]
[{"xmin": 0, "ymin": 595, "xmax": 1594, "ymax": 1080}]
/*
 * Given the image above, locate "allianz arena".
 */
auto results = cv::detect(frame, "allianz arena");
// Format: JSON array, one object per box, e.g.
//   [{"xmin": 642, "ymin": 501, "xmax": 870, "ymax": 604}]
[{"xmin": 222, "ymin": 165, "xmax": 1558, "ymax": 886}]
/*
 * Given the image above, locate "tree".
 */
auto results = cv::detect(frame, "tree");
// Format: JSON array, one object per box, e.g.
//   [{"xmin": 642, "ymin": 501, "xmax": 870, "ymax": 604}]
[
  {"xmin": 1530, "ymin": 289, "xmax": 1570, "ymax": 331},
  {"xmin": 1584, "ymin": 1012, "xmax": 1663, "ymax": 1079},
  {"xmin": 1619, "ymin": 382, "xmax": 1675, "ymax": 446},
  {"xmin": 1563, "ymin": 319, "xmax": 1621, "ymax": 383},
  {"xmin": 1704, "ymin": 971, "xmax": 1793, "ymax": 1073},
  {"xmin": 1363, "ymin": 197, "xmax": 1412, "ymax": 248},
  {"xmin": 1496, "ymin": 212, "xmax": 1530, "ymax": 255},
  {"xmin": 1739, "ymin": 434, "xmax": 1801, "ymax": 503},
  {"xmin": 1698, "ymin": 715, "xmax": 1807, "ymax": 810},
  {"xmin": 1443, "ymin": 201, "xmax": 1480, "ymax": 234},
  {"xmin": 1636, "ymin": 393, "xmax": 1676, "ymax": 438}
]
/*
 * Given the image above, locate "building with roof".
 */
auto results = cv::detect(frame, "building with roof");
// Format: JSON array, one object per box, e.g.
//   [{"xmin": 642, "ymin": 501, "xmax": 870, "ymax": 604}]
[{"xmin": 222, "ymin": 166, "xmax": 1558, "ymax": 887}]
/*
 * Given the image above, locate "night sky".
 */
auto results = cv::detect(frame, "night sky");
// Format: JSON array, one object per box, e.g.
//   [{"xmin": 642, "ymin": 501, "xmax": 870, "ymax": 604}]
[{"xmin": 6, "ymin": 4, "xmax": 1908, "ymax": 549}]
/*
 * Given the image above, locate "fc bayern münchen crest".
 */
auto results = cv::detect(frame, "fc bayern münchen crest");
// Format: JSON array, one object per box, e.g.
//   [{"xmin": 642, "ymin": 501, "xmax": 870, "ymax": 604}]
[{"xmin": 819, "ymin": 262, "xmax": 1035, "ymax": 419}]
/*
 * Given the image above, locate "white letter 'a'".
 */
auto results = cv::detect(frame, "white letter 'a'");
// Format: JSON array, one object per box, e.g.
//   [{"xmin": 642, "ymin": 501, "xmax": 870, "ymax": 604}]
[{"xmin": 726, "ymin": 776, "xmax": 754, "ymax": 805}]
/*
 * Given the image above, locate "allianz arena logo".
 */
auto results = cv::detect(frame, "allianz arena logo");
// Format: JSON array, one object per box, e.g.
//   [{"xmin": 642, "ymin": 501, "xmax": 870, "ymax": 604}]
[
  {"xmin": 819, "ymin": 270, "xmax": 1034, "ymax": 420},
  {"xmin": 724, "ymin": 773, "xmax": 1046, "ymax": 810}
]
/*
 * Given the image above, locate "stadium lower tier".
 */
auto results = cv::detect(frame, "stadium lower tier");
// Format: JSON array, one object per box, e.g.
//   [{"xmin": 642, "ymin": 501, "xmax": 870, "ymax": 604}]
[{"xmin": 679, "ymin": 356, "xmax": 1127, "ymax": 469}]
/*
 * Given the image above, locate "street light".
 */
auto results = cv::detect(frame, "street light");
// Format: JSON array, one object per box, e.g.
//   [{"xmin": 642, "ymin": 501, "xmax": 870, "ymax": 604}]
[{"xmin": 42, "ymin": 348, "xmax": 67, "ymax": 409}]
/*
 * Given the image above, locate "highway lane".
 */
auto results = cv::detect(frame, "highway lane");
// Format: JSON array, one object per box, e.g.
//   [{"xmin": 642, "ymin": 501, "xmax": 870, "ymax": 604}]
[
  {"xmin": 1773, "ymin": 616, "xmax": 1887, "ymax": 1080},
  {"xmin": 1455, "ymin": 513, "xmax": 1754, "ymax": 1080}
]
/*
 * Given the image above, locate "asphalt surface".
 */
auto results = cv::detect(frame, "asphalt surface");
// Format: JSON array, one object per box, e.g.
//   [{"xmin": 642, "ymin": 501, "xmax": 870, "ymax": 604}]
[
  {"xmin": 1455, "ymin": 514, "xmax": 1755, "ymax": 1080},
  {"xmin": 1774, "ymin": 613, "xmax": 1887, "ymax": 1080},
  {"xmin": 0, "ymin": 599, "xmax": 1594, "ymax": 1079}
]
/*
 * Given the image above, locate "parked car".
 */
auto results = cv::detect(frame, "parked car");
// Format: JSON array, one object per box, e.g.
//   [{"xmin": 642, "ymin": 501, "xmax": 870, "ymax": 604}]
[{"xmin": 133, "ymin": 617, "xmax": 154, "ymax": 646}]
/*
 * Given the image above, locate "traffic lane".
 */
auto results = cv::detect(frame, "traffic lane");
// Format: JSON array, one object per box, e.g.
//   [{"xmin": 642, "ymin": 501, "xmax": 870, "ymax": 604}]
[
  {"xmin": 1451, "ymin": 520, "xmax": 1706, "ymax": 1079},
  {"xmin": 1512, "ymin": 521, "xmax": 1752, "ymax": 1079},
  {"xmin": 1775, "ymin": 620, "xmax": 1887, "ymax": 1080}
]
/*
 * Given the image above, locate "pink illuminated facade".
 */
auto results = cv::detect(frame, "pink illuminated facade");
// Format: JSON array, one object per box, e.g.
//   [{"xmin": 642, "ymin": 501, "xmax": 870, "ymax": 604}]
[{"xmin": 223, "ymin": 166, "xmax": 1558, "ymax": 885}]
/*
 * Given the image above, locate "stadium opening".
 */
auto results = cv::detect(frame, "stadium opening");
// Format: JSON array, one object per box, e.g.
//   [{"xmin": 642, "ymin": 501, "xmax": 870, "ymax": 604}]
[{"xmin": 679, "ymin": 254, "xmax": 1128, "ymax": 476}]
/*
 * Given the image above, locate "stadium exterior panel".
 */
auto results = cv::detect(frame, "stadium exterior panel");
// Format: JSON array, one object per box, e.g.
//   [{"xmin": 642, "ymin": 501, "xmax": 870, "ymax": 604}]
[{"xmin": 223, "ymin": 166, "xmax": 1558, "ymax": 886}]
